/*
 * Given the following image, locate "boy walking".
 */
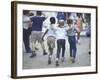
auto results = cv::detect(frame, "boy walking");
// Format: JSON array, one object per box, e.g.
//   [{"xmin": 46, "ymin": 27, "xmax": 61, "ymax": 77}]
[
  {"xmin": 67, "ymin": 19, "xmax": 79, "ymax": 63},
  {"xmin": 42, "ymin": 17, "xmax": 56, "ymax": 64},
  {"xmin": 23, "ymin": 10, "xmax": 32, "ymax": 53}
]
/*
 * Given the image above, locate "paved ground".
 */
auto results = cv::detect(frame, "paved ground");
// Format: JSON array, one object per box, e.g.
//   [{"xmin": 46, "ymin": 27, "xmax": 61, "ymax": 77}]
[{"xmin": 23, "ymin": 36, "xmax": 91, "ymax": 69}]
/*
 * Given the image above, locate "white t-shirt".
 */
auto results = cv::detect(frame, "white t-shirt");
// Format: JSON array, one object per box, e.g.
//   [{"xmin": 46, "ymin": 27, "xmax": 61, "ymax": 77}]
[
  {"xmin": 47, "ymin": 24, "xmax": 56, "ymax": 37},
  {"xmin": 23, "ymin": 15, "xmax": 30, "ymax": 29},
  {"xmin": 69, "ymin": 12, "xmax": 78, "ymax": 20},
  {"xmin": 54, "ymin": 26, "xmax": 67, "ymax": 40}
]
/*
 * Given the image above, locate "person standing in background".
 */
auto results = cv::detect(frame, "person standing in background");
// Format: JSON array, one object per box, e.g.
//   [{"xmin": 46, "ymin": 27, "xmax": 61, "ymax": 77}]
[
  {"xmin": 30, "ymin": 11, "xmax": 48, "ymax": 58},
  {"xmin": 57, "ymin": 12, "xmax": 66, "ymax": 24},
  {"xmin": 76, "ymin": 14, "xmax": 84, "ymax": 44},
  {"xmin": 23, "ymin": 10, "xmax": 32, "ymax": 53}
]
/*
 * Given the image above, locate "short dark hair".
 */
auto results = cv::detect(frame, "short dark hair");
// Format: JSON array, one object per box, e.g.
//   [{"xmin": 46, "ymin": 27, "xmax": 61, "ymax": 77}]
[
  {"xmin": 23, "ymin": 10, "xmax": 29, "ymax": 15},
  {"xmin": 36, "ymin": 11, "xmax": 42, "ymax": 16},
  {"xmin": 50, "ymin": 17, "xmax": 56, "ymax": 24},
  {"xmin": 29, "ymin": 13, "xmax": 34, "ymax": 16}
]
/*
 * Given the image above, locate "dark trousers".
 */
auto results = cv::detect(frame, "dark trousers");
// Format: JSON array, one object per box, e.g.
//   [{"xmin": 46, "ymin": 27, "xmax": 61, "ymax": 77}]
[
  {"xmin": 77, "ymin": 32, "xmax": 80, "ymax": 40},
  {"xmin": 56, "ymin": 39, "xmax": 65, "ymax": 59},
  {"xmin": 68, "ymin": 36, "xmax": 77, "ymax": 58},
  {"xmin": 23, "ymin": 28, "xmax": 32, "ymax": 52}
]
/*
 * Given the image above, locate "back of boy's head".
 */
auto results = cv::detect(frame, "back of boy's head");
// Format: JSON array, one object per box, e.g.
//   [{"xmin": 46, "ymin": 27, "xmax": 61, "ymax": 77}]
[
  {"xmin": 67, "ymin": 19, "xmax": 73, "ymax": 24},
  {"xmin": 36, "ymin": 11, "xmax": 42, "ymax": 16},
  {"xmin": 50, "ymin": 17, "xmax": 56, "ymax": 24}
]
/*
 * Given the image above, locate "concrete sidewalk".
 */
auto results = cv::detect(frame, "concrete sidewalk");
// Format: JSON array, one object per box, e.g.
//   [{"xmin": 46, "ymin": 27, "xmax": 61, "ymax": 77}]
[{"xmin": 23, "ymin": 37, "xmax": 91, "ymax": 69}]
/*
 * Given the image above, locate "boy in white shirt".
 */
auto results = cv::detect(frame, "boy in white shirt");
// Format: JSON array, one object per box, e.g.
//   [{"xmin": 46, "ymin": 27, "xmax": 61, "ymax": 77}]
[
  {"xmin": 42, "ymin": 17, "xmax": 56, "ymax": 64},
  {"xmin": 43, "ymin": 19, "xmax": 67, "ymax": 66}
]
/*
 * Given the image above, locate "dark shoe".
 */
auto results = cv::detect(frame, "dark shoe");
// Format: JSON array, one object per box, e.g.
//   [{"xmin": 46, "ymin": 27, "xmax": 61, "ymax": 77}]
[
  {"xmin": 35, "ymin": 47, "xmax": 39, "ymax": 50},
  {"xmin": 72, "ymin": 58, "xmax": 75, "ymax": 63},
  {"xmin": 56, "ymin": 60, "xmax": 59, "ymax": 66},
  {"xmin": 48, "ymin": 57, "xmax": 51, "ymax": 64},
  {"xmin": 88, "ymin": 51, "xmax": 91, "ymax": 55},
  {"xmin": 30, "ymin": 51, "xmax": 36, "ymax": 58},
  {"xmin": 26, "ymin": 50, "xmax": 32, "ymax": 53},
  {"xmin": 43, "ymin": 51, "xmax": 47, "ymax": 55}
]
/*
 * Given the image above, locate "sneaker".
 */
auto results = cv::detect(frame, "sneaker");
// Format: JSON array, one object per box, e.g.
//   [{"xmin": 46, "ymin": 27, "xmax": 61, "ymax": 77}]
[
  {"xmin": 88, "ymin": 51, "xmax": 91, "ymax": 55},
  {"xmin": 43, "ymin": 50, "xmax": 48, "ymax": 55},
  {"xmin": 77, "ymin": 40, "xmax": 80, "ymax": 44},
  {"xmin": 26, "ymin": 50, "xmax": 32, "ymax": 53},
  {"xmin": 72, "ymin": 57, "xmax": 75, "ymax": 63},
  {"xmin": 30, "ymin": 51, "xmax": 36, "ymax": 58},
  {"xmin": 56, "ymin": 59, "xmax": 59, "ymax": 66},
  {"xmin": 35, "ymin": 47, "xmax": 39, "ymax": 50},
  {"xmin": 48, "ymin": 57, "xmax": 51, "ymax": 64}
]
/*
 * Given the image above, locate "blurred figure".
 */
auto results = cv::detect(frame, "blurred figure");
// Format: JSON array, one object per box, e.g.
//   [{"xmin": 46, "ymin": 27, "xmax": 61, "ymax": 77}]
[
  {"xmin": 57, "ymin": 12, "xmax": 66, "ymax": 24},
  {"xmin": 29, "ymin": 12, "xmax": 39, "ymax": 50},
  {"xmin": 30, "ymin": 11, "xmax": 48, "ymax": 58},
  {"xmin": 76, "ymin": 14, "xmax": 84, "ymax": 44},
  {"xmin": 69, "ymin": 12, "xmax": 78, "ymax": 22},
  {"xmin": 23, "ymin": 10, "xmax": 32, "ymax": 53}
]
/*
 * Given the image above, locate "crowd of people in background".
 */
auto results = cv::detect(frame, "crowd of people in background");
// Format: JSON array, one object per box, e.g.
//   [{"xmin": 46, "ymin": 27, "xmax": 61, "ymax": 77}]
[{"xmin": 23, "ymin": 10, "xmax": 91, "ymax": 66}]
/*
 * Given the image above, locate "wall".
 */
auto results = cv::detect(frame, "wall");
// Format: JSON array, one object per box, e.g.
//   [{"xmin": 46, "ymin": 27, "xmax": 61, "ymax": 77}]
[{"xmin": 0, "ymin": 0, "xmax": 99, "ymax": 80}]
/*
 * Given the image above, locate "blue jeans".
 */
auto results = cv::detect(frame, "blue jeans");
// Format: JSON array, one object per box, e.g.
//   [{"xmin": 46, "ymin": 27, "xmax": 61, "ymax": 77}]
[{"xmin": 68, "ymin": 36, "xmax": 77, "ymax": 58}]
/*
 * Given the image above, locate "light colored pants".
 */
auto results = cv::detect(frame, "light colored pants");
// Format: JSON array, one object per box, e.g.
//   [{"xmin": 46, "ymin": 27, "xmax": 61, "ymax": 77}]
[
  {"xmin": 31, "ymin": 31, "xmax": 43, "ymax": 43},
  {"xmin": 47, "ymin": 36, "xmax": 55, "ymax": 48},
  {"xmin": 31, "ymin": 31, "xmax": 45, "ymax": 51}
]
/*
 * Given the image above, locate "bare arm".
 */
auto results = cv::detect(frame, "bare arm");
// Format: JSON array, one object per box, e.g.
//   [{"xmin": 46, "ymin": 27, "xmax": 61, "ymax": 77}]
[{"xmin": 42, "ymin": 29, "xmax": 49, "ymax": 41}]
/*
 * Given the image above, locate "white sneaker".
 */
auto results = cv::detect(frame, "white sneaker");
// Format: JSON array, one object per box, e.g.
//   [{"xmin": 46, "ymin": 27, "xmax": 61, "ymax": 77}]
[
  {"xmin": 55, "ymin": 58, "xmax": 59, "ymax": 66},
  {"xmin": 77, "ymin": 40, "xmax": 80, "ymax": 44}
]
